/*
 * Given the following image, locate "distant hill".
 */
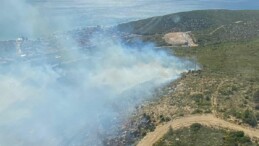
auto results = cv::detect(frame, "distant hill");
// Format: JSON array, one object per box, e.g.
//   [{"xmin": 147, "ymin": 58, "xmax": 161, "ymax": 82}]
[{"xmin": 117, "ymin": 10, "xmax": 259, "ymax": 45}]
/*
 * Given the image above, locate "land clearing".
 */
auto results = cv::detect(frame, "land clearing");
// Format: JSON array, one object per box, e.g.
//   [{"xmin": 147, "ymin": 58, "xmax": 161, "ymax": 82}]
[{"xmin": 163, "ymin": 32, "xmax": 198, "ymax": 47}]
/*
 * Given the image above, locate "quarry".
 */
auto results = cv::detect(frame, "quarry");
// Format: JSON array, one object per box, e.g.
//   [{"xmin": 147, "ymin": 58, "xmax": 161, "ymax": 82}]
[{"xmin": 163, "ymin": 32, "xmax": 198, "ymax": 47}]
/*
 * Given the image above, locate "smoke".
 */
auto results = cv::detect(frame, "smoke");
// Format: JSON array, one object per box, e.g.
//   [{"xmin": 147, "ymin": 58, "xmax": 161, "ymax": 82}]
[
  {"xmin": 0, "ymin": 31, "xmax": 193, "ymax": 145},
  {"xmin": 0, "ymin": 0, "xmax": 257, "ymax": 145},
  {"xmin": 0, "ymin": 0, "xmax": 71, "ymax": 40},
  {"xmin": 0, "ymin": 0, "xmax": 194, "ymax": 145}
]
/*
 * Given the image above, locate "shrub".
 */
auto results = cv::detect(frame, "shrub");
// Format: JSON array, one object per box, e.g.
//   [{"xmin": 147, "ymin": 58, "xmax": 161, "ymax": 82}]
[
  {"xmin": 256, "ymin": 113, "xmax": 259, "ymax": 120},
  {"xmin": 242, "ymin": 109, "xmax": 257, "ymax": 127},
  {"xmin": 254, "ymin": 90, "xmax": 259, "ymax": 103},
  {"xmin": 219, "ymin": 86, "xmax": 234, "ymax": 96},
  {"xmin": 224, "ymin": 131, "xmax": 251, "ymax": 145},
  {"xmin": 192, "ymin": 109, "xmax": 203, "ymax": 114},
  {"xmin": 239, "ymin": 136, "xmax": 251, "ymax": 143},
  {"xmin": 191, "ymin": 93, "xmax": 204, "ymax": 103},
  {"xmin": 168, "ymin": 126, "xmax": 173, "ymax": 136},
  {"xmin": 255, "ymin": 104, "xmax": 259, "ymax": 110},
  {"xmin": 190, "ymin": 123, "xmax": 202, "ymax": 132},
  {"xmin": 230, "ymin": 131, "xmax": 244, "ymax": 138}
]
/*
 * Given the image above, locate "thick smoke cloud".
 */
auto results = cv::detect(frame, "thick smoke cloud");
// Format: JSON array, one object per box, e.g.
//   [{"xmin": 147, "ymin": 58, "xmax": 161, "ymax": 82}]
[
  {"xmin": 0, "ymin": 0, "xmax": 71, "ymax": 40},
  {"xmin": 0, "ymin": 32, "xmax": 192, "ymax": 145},
  {"xmin": 0, "ymin": 0, "xmax": 196, "ymax": 145}
]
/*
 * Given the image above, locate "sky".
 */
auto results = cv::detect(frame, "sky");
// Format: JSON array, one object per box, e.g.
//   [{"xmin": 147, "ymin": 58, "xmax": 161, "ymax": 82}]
[{"xmin": 0, "ymin": 0, "xmax": 258, "ymax": 40}]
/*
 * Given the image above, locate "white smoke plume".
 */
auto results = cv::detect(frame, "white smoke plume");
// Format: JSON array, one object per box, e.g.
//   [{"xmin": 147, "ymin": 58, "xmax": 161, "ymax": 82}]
[
  {"xmin": 0, "ymin": 33, "xmax": 193, "ymax": 145},
  {"xmin": 0, "ymin": 0, "xmax": 194, "ymax": 145}
]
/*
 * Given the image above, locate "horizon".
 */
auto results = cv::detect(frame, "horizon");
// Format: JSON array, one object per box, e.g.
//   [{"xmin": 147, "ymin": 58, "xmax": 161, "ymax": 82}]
[{"xmin": 1, "ymin": 0, "xmax": 259, "ymax": 40}]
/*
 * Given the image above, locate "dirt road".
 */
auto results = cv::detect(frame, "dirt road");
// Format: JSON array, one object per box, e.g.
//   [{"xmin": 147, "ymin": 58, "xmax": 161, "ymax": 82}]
[{"xmin": 137, "ymin": 114, "xmax": 259, "ymax": 146}]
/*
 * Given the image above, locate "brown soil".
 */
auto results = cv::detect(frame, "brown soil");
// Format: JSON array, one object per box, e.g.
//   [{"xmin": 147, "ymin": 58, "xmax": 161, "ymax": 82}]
[{"xmin": 137, "ymin": 114, "xmax": 259, "ymax": 146}]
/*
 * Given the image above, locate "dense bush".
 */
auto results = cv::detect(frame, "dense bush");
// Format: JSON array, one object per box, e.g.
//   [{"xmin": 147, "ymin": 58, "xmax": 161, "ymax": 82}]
[
  {"xmin": 242, "ymin": 109, "xmax": 257, "ymax": 127},
  {"xmin": 154, "ymin": 126, "xmax": 254, "ymax": 146},
  {"xmin": 190, "ymin": 123, "xmax": 202, "ymax": 132},
  {"xmin": 224, "ymin": 131, "xmax": 251, "ymax": 145},
  {"xmin": 253, "ymin": 90, "xmax": 259, "ymax": 103},
  {"xmin": 219, "ymin": 85, "xmax": 237, "ymax": 96},
  {"xmin": 255, "ymin": 104, "xmax": 259, "ymax": 110},
  {"xmin": 191, "ymin": 93, "xmax": 204, "ymax": 103}
]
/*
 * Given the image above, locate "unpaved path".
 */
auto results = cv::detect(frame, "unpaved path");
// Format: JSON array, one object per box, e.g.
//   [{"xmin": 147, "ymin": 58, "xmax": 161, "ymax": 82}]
[
  {"xmin": 137, "ymin": 114, "xmax": 259, "ymax": 146},
  {"xmin": 210, "ymin": 25, "xmax": 225, "ymax": 35},
  {"xmin": 211, "ymin": 80, "xmax": 224, "ymax": 115}
]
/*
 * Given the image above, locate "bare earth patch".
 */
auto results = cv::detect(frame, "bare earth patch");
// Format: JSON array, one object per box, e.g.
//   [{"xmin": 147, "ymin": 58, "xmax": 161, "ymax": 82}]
[{"xmin": 163, "ymin": 32, "xmax": 198, "ymax": 47}]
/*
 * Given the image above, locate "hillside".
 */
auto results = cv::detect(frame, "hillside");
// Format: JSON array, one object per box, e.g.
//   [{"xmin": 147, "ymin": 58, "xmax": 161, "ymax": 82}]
[
  {"xmin": 117, "ymin": 10, "xmax": 259, "ymax": 45},
  {"xmin": 107, "ymin": 10, "xmax": 259, "ymax": 146},
  {"xmin": 118, "ymin": 10, "xmax": 259, "ymax": 34}
]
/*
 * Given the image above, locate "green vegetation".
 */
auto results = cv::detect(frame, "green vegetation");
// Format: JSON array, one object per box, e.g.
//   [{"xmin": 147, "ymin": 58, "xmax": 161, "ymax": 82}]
[
  {"xmin": 118, "ymin": 10, "xmax": 259, "ymax": 35},
  {"xmin": 223, "ymin": 131, "xmax": 253, "ymax": 146},
  {"xmin": 172, "ymin": 38, "xmax": 259, "ymax": 126},
  {"xmin": 154, "ymin": 124, "xmax": 255, "ymax": 146},
  {"xmin": 118, "ymin": 10, "xmax": 259, "ymax": 46},
  {"xmin": 242, "ymin": 109, "xmax": 257, "ymax": 127},
  {"xmin": 254, "ymin": 90, "xmax": 259, "ymax": 110},
  {"xmin": 190, "ymin": 123, "xmax": 202, "ymax": 132},
  {"xmin": 173, "ymin": 39, "xmax": 259, "ymax": 81},
  {"xmin": 133, "ymin": 38, "xmax": 259, "ymax": 126},
  {"xmin": 114, "ymin": 10, "xmax": 259, "ymax": 146}
]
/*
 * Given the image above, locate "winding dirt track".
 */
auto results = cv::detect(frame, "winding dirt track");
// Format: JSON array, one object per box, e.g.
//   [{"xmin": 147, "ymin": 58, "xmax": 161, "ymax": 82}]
[{"xmin": 137, "ymin": 114, "xmax": 259, "ymax": 146}]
